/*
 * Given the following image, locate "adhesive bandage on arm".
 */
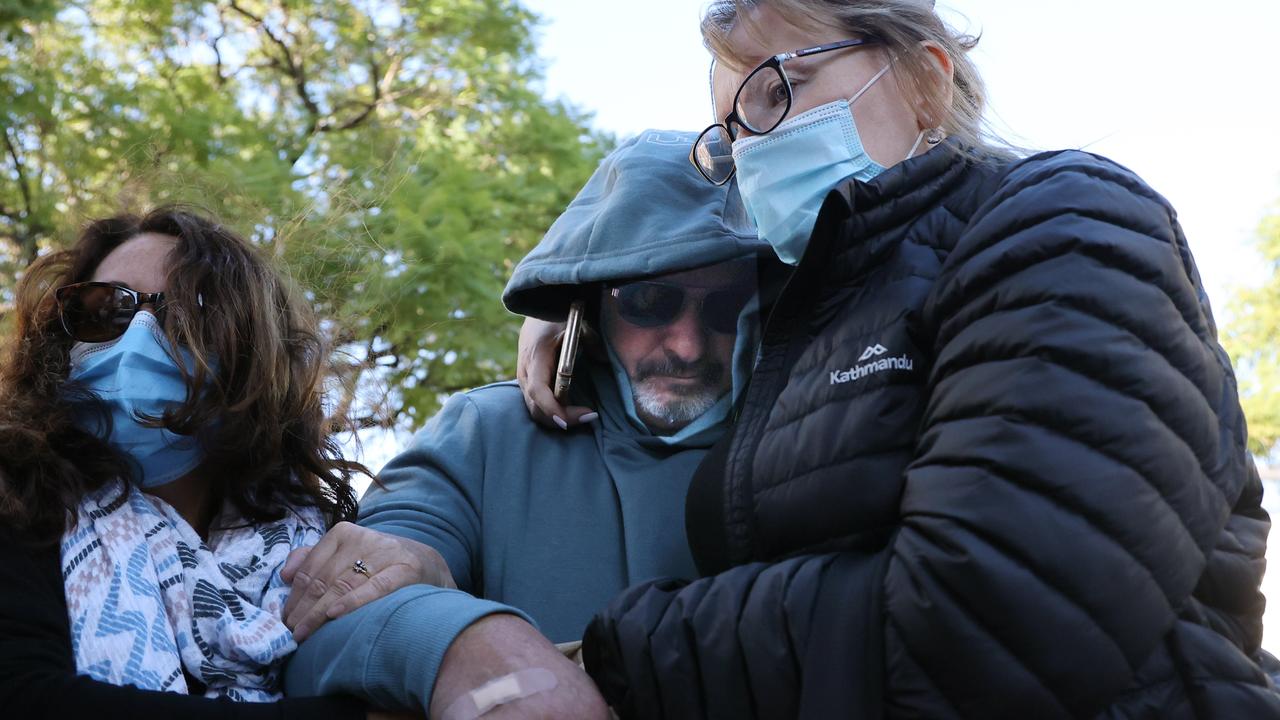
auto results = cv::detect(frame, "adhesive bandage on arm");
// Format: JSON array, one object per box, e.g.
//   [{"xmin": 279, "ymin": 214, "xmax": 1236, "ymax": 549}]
[{"xmin": 441, "ymin": 668, "xmax": 558, "ymax": 720}]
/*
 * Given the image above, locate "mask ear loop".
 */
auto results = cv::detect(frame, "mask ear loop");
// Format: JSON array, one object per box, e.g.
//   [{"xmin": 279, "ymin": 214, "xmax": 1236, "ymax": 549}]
[
  {"xmin": 906, "ymin": 126, "xmax": 947, "ymax": 160},
  {"xmin": 905, "ymin": 130, "xmax": 927, "ymax": 160},
  {"xmin": 850, "ymin": 61, "xmax": 929, "ymax": 162},
  {"xmin": 848, "ymin": 63, "xmax": 893, "ymax": 105},
  {"xmin": 848, "ymin": 62, "xmax": 898, "ymax": 162}
]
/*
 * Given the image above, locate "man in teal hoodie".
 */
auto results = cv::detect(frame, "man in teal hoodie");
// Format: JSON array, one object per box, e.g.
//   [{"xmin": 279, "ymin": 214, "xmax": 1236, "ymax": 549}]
[{"xmin": 283, "ymin": 130, "xmax": 762, "ymax": 718}]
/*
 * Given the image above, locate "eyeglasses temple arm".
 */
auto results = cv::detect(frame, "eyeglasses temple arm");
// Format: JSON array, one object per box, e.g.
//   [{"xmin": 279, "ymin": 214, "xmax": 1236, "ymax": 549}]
[{"xmin": 790, "ymin": 38, "xmax": 871, "ymax": 60}]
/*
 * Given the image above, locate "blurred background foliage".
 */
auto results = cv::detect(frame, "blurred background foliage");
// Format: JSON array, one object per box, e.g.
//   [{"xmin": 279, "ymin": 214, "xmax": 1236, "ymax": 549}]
[
  {"xmin": 1224, "ymin": 206, "xmax": 1280, "ymax": 458},
  {"xmin": 0, "ymin": 0, "xmax": 609, "ymax": 430}
]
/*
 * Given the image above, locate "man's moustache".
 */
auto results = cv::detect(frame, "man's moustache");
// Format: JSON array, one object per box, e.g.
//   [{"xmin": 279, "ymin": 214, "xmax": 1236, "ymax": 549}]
[{"xmin": 633, "ymin": 356, "xmax": 725, "ymax": 387}]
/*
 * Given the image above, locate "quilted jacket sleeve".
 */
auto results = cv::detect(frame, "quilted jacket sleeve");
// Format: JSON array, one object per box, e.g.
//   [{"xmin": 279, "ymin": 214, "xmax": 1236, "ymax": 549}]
[
  {"xmin": 583, "ymin": 152, "xmax": 1252, "ymax": 719},
  {"xmin": 883, "ymin": 150, "xmax": 1245, "ymax": 717}
]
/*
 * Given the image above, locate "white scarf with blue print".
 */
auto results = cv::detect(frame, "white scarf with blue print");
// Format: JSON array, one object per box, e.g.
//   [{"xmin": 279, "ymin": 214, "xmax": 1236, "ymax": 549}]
[{"xmin": 61, "ymin": 480, "xmax": 324, "ymax": 701}]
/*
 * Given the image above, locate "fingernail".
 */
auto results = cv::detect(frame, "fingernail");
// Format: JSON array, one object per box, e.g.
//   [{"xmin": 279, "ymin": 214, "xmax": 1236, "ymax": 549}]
[
  {"xmin": 579, "ymin": 412, "xmax": 599, "ymax": 424},
  {"xmin": 553, "ymin": 415, "xmax": 568, "ymax": 430}
]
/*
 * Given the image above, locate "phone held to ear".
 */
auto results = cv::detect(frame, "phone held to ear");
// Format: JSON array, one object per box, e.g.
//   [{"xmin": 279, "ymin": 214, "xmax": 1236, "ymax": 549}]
[{"xmin": 554, "ymin": 300, "xmax": 585, "ymax": 404}]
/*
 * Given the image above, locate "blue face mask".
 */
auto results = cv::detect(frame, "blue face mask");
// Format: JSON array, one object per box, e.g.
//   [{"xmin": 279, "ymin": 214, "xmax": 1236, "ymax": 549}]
[
  {"xmin": 733, "ymin": 64, "xmax": 924, "ymax": 265},
  {"xmin": 68, "ymin": 310, "xmax": 211, "ymax": 488}
]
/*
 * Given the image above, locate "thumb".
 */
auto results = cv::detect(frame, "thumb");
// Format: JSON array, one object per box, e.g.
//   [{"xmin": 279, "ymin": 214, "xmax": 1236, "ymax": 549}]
[{"xmin": 281, "ymin": 545, "xmax": 313, "ymax": 583}]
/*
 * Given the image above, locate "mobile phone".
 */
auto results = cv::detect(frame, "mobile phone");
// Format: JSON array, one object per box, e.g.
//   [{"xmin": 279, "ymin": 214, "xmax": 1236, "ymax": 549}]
[{"xmin": 554, "ymin": 300, "xmax": 585, "ymax": 404}]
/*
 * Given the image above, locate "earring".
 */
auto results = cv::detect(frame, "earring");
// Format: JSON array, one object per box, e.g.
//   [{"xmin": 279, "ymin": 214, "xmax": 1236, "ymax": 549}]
[{"xmin": 925, "ymin": 127, "xmax": 945, "ymax": 145}]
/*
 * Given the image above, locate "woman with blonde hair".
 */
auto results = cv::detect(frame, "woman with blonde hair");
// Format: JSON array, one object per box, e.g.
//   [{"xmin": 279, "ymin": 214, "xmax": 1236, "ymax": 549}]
[{"xmin": 518, "ymin": 0, "xmax": 1280, "ymax": 716}]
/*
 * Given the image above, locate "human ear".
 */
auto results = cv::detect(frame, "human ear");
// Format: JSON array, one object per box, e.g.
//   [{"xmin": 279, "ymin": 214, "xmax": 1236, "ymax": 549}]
[{"xmin": 916, "ymin": 41, "xmax": 955, "ymax": 130}]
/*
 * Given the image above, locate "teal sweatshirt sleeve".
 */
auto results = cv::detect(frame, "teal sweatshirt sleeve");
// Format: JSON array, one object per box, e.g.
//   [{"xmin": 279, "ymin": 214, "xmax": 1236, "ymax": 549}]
[
  {"xmin": 283, "ymin": 585, "xmax": 531, "ymax": 711},
  {"xmin": 358, "ymin": 392, "xmax": 487, "ymax": 591},
  {"xmin": 284, "ymin": 392, "xmax": 529, "ymax": 710}
]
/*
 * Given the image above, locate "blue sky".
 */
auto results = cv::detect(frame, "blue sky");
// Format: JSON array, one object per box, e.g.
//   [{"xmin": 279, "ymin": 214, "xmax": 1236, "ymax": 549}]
[{"xmin": 523, "ymin": 0, "xmax": 1280, "ymax": 311}]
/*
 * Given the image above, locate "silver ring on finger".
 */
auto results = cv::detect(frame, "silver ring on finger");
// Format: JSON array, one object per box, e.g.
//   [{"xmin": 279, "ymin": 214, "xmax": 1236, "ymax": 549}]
[{"xmin": 352, "ymin": 559, "xmax": 371, "ymax": 577}]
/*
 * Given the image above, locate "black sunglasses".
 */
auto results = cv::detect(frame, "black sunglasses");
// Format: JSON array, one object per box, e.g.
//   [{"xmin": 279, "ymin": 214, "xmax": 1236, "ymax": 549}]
[
  {"xmin": 55, "ymin": 282, "xmax": 166, "ymax": 343},
  {"xmin": 610, "ymin": 281, "xmax": 751, "ymax": 335},
  {"xmin": 691, "ymin": 38, "xmax": 879, "ymax": 185}
]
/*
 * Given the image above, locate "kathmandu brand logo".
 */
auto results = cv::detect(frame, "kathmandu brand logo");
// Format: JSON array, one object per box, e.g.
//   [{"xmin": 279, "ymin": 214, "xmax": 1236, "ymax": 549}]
[
  {"xmin": 831, "ymin": 344, "xmax": 914, "ymax": 385},
  {"xmin": 858, "ymin": 344, "xmax": 888, "ymax": 362}
]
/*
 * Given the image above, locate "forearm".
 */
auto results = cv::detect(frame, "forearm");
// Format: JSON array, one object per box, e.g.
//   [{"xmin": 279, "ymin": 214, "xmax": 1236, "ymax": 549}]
[
  {"xmin": 285, "ymin": 585, "xmax": 531, "ymax": 712},
  {"xmin": 429, "ymin": 614, "xmax": 608, "ymax": 720},
  {"xmin": 584, "ymin": 552, "xmax": 889, "ymax": 720}
]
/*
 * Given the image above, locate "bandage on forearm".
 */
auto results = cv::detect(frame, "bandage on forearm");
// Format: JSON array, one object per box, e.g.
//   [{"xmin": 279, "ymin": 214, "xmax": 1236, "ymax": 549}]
[{"xmin": 441, "ymin": 668, "xmax": 558, "ymax": 720}]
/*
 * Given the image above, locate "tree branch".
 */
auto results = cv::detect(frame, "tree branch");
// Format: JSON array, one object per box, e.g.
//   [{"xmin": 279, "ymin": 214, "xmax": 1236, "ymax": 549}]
[
  {"xmin": 346, "ymin": 415, "xmax": 388, "ymax": 431},
  {"xmin": 211, "ymin": 7, "xmax": 230, "ymax": 87},
  {"xmin": 322, "ymin": 79, "xmax": 378, "ymax": 132},
  {"xmin": 319, "ymin": 39, "xmax": 401, "ymax": 134},
  {"xmin": 140, "ymin": 20, "xmax": 192, "ymax": 114},
  {"xmin": 1, "ymin": 126, "xmax": 41, "ymax": 264},
  {"xmin": 2, "ymin": 127, "xmax": 35, "ymax": 224},
  {"xmin": 227, "ymin": 0, "xmax": 322, "ymax": 129}
]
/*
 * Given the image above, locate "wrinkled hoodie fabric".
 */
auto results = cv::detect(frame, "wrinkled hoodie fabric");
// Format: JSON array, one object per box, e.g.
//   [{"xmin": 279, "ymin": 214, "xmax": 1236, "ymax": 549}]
[{"xmin": 284, "ymin": 129, "xmax": 763, "ymax": 712}]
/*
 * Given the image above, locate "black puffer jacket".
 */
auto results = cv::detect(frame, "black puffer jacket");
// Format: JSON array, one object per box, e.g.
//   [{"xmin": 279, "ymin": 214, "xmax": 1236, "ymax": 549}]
[{"xmin": 582, "ymin": 144, "xmax": 1280, "ymax": 719}]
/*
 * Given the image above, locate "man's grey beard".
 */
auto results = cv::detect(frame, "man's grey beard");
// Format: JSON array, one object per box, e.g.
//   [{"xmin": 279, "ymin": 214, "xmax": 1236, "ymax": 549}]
[
  {"xmin": 632, "ymin": 379, "xmax": 722, "ymax": 432},
  {"xmin": 629, "ymin": 354, "xmax": 728, "ymax": 433}
]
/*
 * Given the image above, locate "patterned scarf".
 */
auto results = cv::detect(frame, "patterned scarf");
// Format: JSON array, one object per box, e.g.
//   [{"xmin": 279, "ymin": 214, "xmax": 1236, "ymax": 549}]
[{"xmin": 61, "ymin": 480, "xmax": 325, "ymax": 701}]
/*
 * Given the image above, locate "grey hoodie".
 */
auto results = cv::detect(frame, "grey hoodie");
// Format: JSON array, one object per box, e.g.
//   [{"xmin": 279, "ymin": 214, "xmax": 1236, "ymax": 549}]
[{"xmin": 285, "ymin": 130, "xmax": 762, "ymax": 712}]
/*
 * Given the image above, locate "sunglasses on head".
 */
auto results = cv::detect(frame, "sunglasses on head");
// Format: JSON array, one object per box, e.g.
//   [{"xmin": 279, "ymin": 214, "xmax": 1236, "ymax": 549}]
[
  {"xmin": 55, "ymin": 281, "xmax": 166, "ymax": 343},
  {"xmin": 609, "ymin": 281, "xmax": 751, "ymax": 335}
]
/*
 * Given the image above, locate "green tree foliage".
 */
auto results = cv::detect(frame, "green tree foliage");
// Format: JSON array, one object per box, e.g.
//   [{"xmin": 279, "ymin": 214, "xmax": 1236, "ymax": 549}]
[
  {"xmin": 0, "ymin": 0, "xmax": 608, "ymax": 429},
  {"xmin": 0, "ymin": 0, "xmax": 60, "ymax": 28},
  {"xmin": 1224, "ymin": 205, "xmax": 1280, "ymax": 456}
]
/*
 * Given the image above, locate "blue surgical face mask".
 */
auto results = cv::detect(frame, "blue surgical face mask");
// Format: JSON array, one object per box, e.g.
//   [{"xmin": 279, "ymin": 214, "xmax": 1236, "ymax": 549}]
[
  {"xmin": 732, "ymin": 64, "xmax": 926, "ymax": 265},
  {"xmin": 68, "ymin": 310, "xmax": 211, "ymax": 488}
]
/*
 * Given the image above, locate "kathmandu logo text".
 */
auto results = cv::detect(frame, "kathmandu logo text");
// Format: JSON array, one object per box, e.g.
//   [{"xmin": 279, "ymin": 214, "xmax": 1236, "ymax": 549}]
[{"xmin": 831, "ymin": 345, "xmax": 914, "ymax": 385}]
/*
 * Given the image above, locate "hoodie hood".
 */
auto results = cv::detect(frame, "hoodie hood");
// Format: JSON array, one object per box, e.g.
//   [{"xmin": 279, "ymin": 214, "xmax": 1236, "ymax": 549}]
[
  {"xmin": 503, "ymin": 129, "xmax": 765, "ymax": 451},
  {"xmin": 503, "ymin": 129, "xmax": 762, "ymax": 321}
]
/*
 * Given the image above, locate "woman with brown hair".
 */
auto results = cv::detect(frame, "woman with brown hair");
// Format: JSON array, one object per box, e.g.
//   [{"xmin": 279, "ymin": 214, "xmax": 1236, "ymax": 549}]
[
  {"xmin": 516, "ymin": 1, "xmax": 1280, "ymax": 717},
  {"xmin": 0, "ymin": 207, "xmax": 375, "ymax": 718}
]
